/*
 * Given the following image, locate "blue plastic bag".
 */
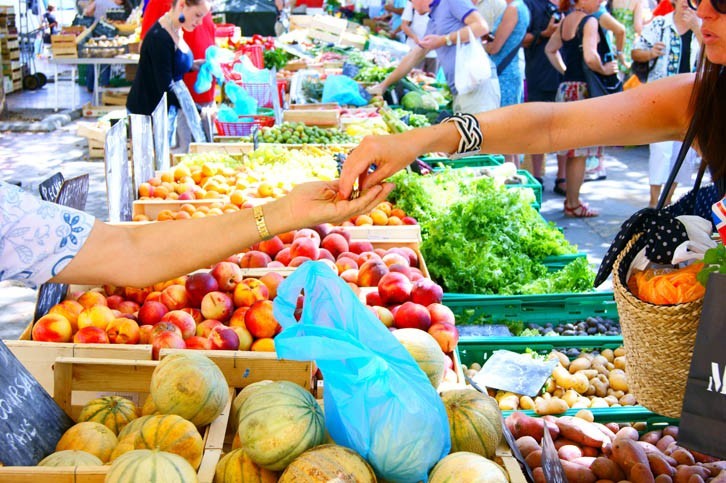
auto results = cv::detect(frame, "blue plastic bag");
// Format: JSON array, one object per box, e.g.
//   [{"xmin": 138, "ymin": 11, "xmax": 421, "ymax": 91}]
[
  {"xmin": 204, "ymin": 45, "xmax": 234, "ymax": 83},
  {"xmin": 194, "ymin": 62, "xmax": 213, "ymax": 94},
  {"xmin": 322, "ymin": 74, "xmax": 368, "ymax": 107},
  {"xmin": 273, "ymin": 261, "xmax": 451, "ymax": 482},
  {"xmin": 224, "ymin": 83, "xmax": 258, "ymax": 115}
]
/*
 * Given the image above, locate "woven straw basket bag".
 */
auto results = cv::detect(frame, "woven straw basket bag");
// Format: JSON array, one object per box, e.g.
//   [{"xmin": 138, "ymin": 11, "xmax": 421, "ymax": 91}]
[{"xmin": 612, "ymin": 233, "xmax": 704, "ymax": 418}]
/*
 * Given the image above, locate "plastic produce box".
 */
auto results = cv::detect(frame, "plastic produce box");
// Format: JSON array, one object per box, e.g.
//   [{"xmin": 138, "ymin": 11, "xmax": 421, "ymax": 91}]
[
  {"xmin": 424, "ymin": 154, "xmax": 505, "ymax": 169},
  {"xmin": 541, "ymin": 252, "xmax": 588, "ymax": 273},
  {"xmin": 506, "ymin": 169, "xmax": 542, "ymax": 206}
]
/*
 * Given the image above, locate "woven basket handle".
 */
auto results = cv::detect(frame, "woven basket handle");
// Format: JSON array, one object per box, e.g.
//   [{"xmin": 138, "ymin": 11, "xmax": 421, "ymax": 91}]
[{"xmin": 656, "ymin": 117, "xmax": 701, "ymax": 210}]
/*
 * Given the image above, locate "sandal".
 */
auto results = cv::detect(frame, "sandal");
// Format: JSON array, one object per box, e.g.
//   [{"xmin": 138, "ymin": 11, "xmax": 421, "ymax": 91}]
[
  {"xmin": 564, "ymin": 202, "xmax": 599, "ymax": 218},
  {"xmin": 553, "ymin": 178, "xmax": 567, "ymax": 196},
  {"xmin": 534, "ymin": 176, "xmax": 544, "ymax": 186}
]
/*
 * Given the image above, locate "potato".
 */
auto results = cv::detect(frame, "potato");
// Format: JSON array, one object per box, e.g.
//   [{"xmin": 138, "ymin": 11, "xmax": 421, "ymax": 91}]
[
  {"xmin": 637, "ymin": 441, "xmax": 665, "ymax": 456},
  {"xmin": 576, "ymin": 409, "xmax": 595, "ymax": 422},
  {"xmin": 614, "ymin": 347, "xmax": 626, "ymax": 357},
  {"xmin": 572, "ymin": 457, "xmax": 598, "ymax": 468},
  {"xmin": 470, "ymin": 362, "xmax": 481, "ymax": 371},
  {"xmin": 563, "ymin": 389, "xmax": 581, "ymax": 407},
  {"xmin": 601, "ymin": 348, "xmax": 615, "ymax": 362},
  {"xmin": 515, "ymin": 436, "xmax": 540, "ymax": 458},
  {"xmin": 616, "ymin": 426, "xmax": 640, "ymax": 441},
  {"xmin": 614, "ymin": 356, "xmax": 627, "ymax": 370},
  {"xmin": 535, "ymin": 397, "xmax": 569, "ymax": 415},
  {"xmin": 605, "ymin": 423, "xmax": 621, "ymax": 434},
  {"xmin": 630, "ymin": 462, "xmax": 656, "ymax": 483},
  {"xmin": 592, "ymin": 379, "xmax": 609, "ymax": 398},
  {"xmin": 559, "ymin": 445, "xmax": 584, "ymax": 461},
  {"xmin": 561, "ymin": 459, "xmax": 598, "ymax": 483},
  {"xmin": 556, "ymin": 416, "xmax": 611, "ymax": 449},
  {"xmin": 498, "ymin": 393, "xmax": 520, "ymax": 410},
  {"xmin": 574, "ymin": 396, "xmax": 594, "ymax": 408},
  {"xmin": 711, "ymin": 471, "xmax": 726, "ymax": 483},
  {"xmin": 571, "ymin": 357, "xmax": 593, "ymax": 373},
  {"xmin": 549, "ymin": 350, "xmax": 570, "ymax": 368},
  {"xmin": 545, "ymin": 378, "xmax": 557, "ymax": 393},
  {"xmin": 581, "ymin": 370, "xmax": 600, "ymax": 380},
  {"xmin": 553, "ymin": 388, "xmax": 565, "ymax": 399},
  {"xmin": 619, "ymin": 394, "xmax": 637, "ymax": 406},
  {"xmin": 593, "ymin": 355, "xmax": 609, "ymax": 366},
  {"xmin": 647, "ymin": 453, "xmax": 675, "ymax": 477},
  {"xmin": 606, "ymin": 362, "xmax": 615, "ymax": 371},
  {"xmin": 520, "ymin": 395, "xmax": 535, "ymax": 410},
  {"xmin": 594, "ymin": 364, "xmax": 610, "ymax": 376},
  {"xmin": 690, "ymin": 450, "xmax": 718, "ymax": 464},
  {"xmin": 674, "ymin": 466, "xmax": 710, "ymax": 483},
  {"xmin": 605, "ymin": 395, "xmax": 620, "ymax": 406},
  {"xmin": 612, "ymin": 439, "xmax": 649, "ymax": 476},
  {"xmin": 671, "ymin": 449, "xmax": 696, "ymax": 466},
  {"xmin": 655, "ymin": 475, "xmax": 674, "ymax": 483},
  {"xmin": 594, "ymin": 422, "xmax": 618, "ymax": 443},
  {"xmin": 525, "ymin": 449, "xmax": 542, "ymax": 468},
  {"xmin": 609, "ymin": 369, "xmax": 629, "ymax": 392},
  {"xmin": 590, "ymin": 397, "xmax": 610, "ymax": 408}
]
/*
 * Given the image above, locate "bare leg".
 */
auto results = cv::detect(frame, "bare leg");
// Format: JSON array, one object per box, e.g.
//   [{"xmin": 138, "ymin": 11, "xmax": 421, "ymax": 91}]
[
  {"xmin": 505, "ymin": 154, "xmax": 520, "ymax": 167},
  {"xmin": 531, "ymin": 153, "xmax": 544, "ymax": 181},
  {"xmin": 649, "ymin": 184, "xmax": 662, "ymax": 208},
  {"xmin": 564, "ymin": 156, "xmax": 599, "ymax": 217}
]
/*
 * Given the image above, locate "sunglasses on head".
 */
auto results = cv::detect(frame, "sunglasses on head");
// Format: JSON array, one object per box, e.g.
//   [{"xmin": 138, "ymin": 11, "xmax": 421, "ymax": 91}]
[{"xmin": 687, "ymin": 0, "xmax": 726, "ymax": 13}]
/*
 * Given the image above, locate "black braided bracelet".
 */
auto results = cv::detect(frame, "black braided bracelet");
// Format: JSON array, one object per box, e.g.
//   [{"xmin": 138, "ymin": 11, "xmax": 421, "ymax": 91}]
[{"xmin": 441, "ymin": 113, "xmax": 483, "ymax": 154}]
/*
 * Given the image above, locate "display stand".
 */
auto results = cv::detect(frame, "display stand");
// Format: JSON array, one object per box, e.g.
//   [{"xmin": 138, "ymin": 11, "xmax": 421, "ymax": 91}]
[
  {"xmin": 130, "ymin": 113, "xmax": 155, "ymax": 199},
  {"xmin": 104, "ymin": 117, "xmax": 132, "ymax": 222},
  {"xmin": 151, "ymin": 93, "xmax": 170, "ymax": 172}
]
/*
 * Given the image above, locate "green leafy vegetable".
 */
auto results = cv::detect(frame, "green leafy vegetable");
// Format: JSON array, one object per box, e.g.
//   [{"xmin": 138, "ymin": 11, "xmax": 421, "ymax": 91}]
[{"xmin": 697, "ymin": 244, "xmax": 726, "ymax": 286}]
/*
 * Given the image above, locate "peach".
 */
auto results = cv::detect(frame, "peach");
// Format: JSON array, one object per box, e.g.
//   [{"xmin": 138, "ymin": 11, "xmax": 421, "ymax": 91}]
[
  {"xmin": 393, "ymin": 301, "xmax": 432, "ymax": 331},
  {"xmin": 124, "ymin": 286, "xmax": 152, "ymax": 305},
  {"xmin": 410, "ymin": 279, "xmax": 443, "ymax": 306},
  {"xmin": 144, "ymin": 291, "xmax": 163, "ymax": 304},
  {"xmin": 117, "ymin": 300, "xmax": 140, "ymax": 315},
  {"xmin": 259, "ymin": 272, "xmax": 284, "ymax": 300},
  {"xmin": 240, "ymin": 250, "xmax": 272, "ymax": 269},
  {"xmin": 293, "ymin": 228, "xmax": 321, "ymax": 246},
  {"xmin": 388, "ymin": 263, "xmax": 412, "ymax": 279},
  {"xmin": 73, "ymin": 326, "xmax": 109, "ymax": 344},
  {"xmin": 267, "ymin": 261, "xmax": 286, "ymax": 268},
  {"xmin": 228, "ymin": 307, "xmax": 250, "ymax": 328},
  {"xmin": 185, "ymin": 335, "xmax": 213, "ymax": 350},
  {"xmin": 48, "ymin": 300, "xmax": 84, "ymax": 331},
  {"xmin": 139, "ymin": 325, "xmax": 154, "ymax": 344},
  {"xmin": 233, "ymin": 278, "xmax": 269, "ymax": 307},
  {"xmin": 77, "ymin": 291, "xmax": 108, "ymax": 309},
  {"xmin": 288, "ymin": 256, "xmax": 312, "ymax": 268},
  {"xmin": 185, "ymin": 272, "xmax": 219, "ymax": 307},
  {"xmin": 151, "ymin": 321, "xmax": 183, "ymax": 340},
  {"xmin": 201, "ymin": 291, "xmax": 235, "ymax": 322},
  {"xmin": 230, "ymin": 326, "xmax": 253, "ymax": 351},
  {"xmin": 208, "ymin": 326, "xmax": 240, "ymax": 351},
  {"xmin": 225, "ymin": 253, "xmax": 243, "ymax": 265},
  {"xmin": 349, "ymin": 241, "xmax": 374, "ymax": 255},
  {"xmin": 151, "ymin": 331, "xmax": 186, "ymax": 359},
  {"xmin": 428, "ymin": 322, "xmax": 459, "ymax": 353},
  {"xmin": 311, "ymin": 223, "xmax": 333, "ymax": 240},
  {"xmin": 366, "ymin": 291, "xmax": 382, "ymax": 306},
  {"xmin": 106, "ymin": 294, "xmax": 124, "ymax": 310},
  {"xmin": 210, "ymin": 261, "xmax": 243, "ymax": 291},
  {"xmin": 357, "ymin": 251, "xmax": 381, "ymax": 267},
  {"xmin": 370, "ymin": 306, "xmax": 394, "ymax": 328},
  {"xmin": 137, "ymin": 300, "xmax": 169, "ymax": 326},
  {"xmin": 377, "ymin": 272, "xmax": 413, "ymax": 305},
  {"xmin": 339, "ymin": 268, "xmax": 359, "ymax": 284},
  {"xmin": 397, "ymin": 247, "xmax": 419, "ymax": 267},
  {"xmin": 321, "ymin": 233, "xmax": 349, "ymax": 259},
  {"xmin": 257, "ymin": 236, "xmax": 285, "ymax": 258},
  {"xmin": 275, "ymin": 247, "xmax": 292, "ymax": 266},
  {"xmin": 410, "ymin": 271, "xmax": 424, "ymax": 282},
  {"xmin": 250, "ymin": 338, "xmax": 275, "ymax": 352},
  {"xmin": 160, "ymin": 284, "xmax": 190, "ymax": 311},
  {"xmin": 318, "ymin": 258, "xmax": 338, "ymax": 274},
  {"xmin": 290, "ymin": 237, "xmax": 319, "ymax": 261},
  {"xmin": 382, "ymin": 253, "xmax": 410, "ymax": 268},
  {"xmin": 354, "ymin": 214, "xmax": 373, "ymax": 226},
  {"xmin": 180, "ymin": 307, "xmax": 203, "ymax": 324},
  {"xmin": 428, "ymin": 303, "xmax": 456, "ymax": 326},
  {"xmin": 328, "ymin": 227, "xmax": 351, "ymax": 244},
  {"xmin": 347, "ymin": 282, "xmax": 361, "ymax": 297},
  {"xmin": 357, "ymin": 259, "xmax": 389, "ymax": 287},
  {"xmin": 278, "ymin": 230, "xmax": 296, "ymax": 244},
  {"xmin": 335, "ymin": 257, "xmax": 358, "ymax": 275},
  {"xmin": 32, "ymin": 314, "xmax": 73, "ymax": 342},
  {"xmin": 196, "ymin": 319, "xmax": 224, "ymax": 337},
  {"xmin": 244, "ymin": 300, "xmax": 281, "ymax": 339},
  {"xmin": 317, "ymin": 248, "xmax": 335, "ymax": 263},
  {"xmin": 374, "ymin": 248, "xmax": 388, "ymax": 258},
  {"xmin": 402, "ymin": 216, "xmax": 418, "ymax": 225},
  {"xmin": 336, "ymin": 251, "xmax": 359, "ymax": 263},
  {"xmin": 161, "ymin": 310, "xmax": 197, "ymax": 339},
  {"xmin": 77, "ymin": 305, "xmax": 116, "ymax": 331},
  {"xmin": 106, "ymin": 318, "xmax": 141, "ymax": 344}
]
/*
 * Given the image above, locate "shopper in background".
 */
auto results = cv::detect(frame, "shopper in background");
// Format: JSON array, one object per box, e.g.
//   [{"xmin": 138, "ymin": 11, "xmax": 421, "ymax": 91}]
[
  {"xmin": 401, "ymin": 0, "xmax": 438, "ymax": 73},
  {"xmin": 369, "ymin": 0, "xmax": 500, "ymax": 114},
  {"xmin": 610, "ymin": 0, "xmax": 646, "ymax": 74},
  {"xmin": 385, "ymin": 0, "xmax": 408, "ymax": 41},
  {"xmin": 84, "ymin": 0, "xmax": 125, "ymax": 92},
  {"xmin": 632, "ymin": 0, "xmax": 701, "ymax": 207},
  {"xmin": 42, "ymin": 4, "xmax": 59, "ymax": 43},
  {"xmin": 0, "ymin": 180, "xmax": 393, "ymax": 288},
  {"xmin": 476, "ymin": 0, "xmax": 508, "ymax": 28}
]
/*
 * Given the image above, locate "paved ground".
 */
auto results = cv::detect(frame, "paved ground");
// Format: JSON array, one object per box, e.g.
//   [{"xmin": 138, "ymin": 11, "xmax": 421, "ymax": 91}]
[{"xmin": 0, "ymin": 79, "xmax": 689, "ymax": 340}]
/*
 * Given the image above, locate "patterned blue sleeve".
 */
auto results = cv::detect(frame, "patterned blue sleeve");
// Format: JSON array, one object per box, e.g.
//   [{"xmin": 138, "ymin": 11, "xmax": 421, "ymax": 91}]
[{"xmin": 0, "ymin": 182, "xmax": 95, "ymax": 287}]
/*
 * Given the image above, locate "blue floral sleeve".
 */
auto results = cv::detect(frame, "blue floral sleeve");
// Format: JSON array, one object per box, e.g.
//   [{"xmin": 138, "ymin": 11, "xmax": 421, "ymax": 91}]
[{"xmin": 0, "ymin": 182, "xmax": 95, "ymax": 287}]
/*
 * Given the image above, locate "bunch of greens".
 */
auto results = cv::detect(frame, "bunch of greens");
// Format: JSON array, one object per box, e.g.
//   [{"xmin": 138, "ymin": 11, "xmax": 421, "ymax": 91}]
[
  {"xmin": 346, "ymin": 51, "xmax": 374, "ymax": 68},
  {"xmin": 301, "ymin": 79, "xmax": 324, "ymax": 103},
  {"xmin": 263, "ymin": 48, "xmax": 292, "ymax": 71},
  {"xmin": 388, "ymin": 170, "xmax": 593, "ymax": 295},
  {"xmin": 354, "ymin": 66, "xmax": 395, "ymax": 83},
  {"xmin": 697, "ymin": 244, "xmax": 726, "ymax": 286}
]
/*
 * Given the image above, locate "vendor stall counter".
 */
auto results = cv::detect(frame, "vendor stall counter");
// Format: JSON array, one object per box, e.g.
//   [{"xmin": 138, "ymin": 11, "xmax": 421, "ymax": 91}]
[{"xmin": 50, "ymin": 56, "xmax": 137, "ymax": 111}]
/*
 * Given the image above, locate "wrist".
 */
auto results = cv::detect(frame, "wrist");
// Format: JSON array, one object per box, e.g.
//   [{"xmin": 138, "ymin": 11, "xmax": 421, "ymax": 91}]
[
  {"xmin": 260, "ymin": 198, "xmax": 295, "ymax": 238},
  {"xmin": 443, "ymin": 33, "xmax": 452, "ymax": 47}
]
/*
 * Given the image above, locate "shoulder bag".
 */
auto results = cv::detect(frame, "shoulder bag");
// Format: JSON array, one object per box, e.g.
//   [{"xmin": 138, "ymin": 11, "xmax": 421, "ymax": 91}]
[
  {"xmin": 631, "ymin": 19, "xmax": 665, "ymax": 83},
  {"xmin": 577, "ymin": 15, "xmax": 623, "ymax": 98}
]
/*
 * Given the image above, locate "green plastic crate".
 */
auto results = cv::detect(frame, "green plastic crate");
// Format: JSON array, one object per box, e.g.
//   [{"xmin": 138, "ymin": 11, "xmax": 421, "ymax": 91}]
[
  {"xmin": 506, "ymin": 169, "xmax": 543, "ymax": 206},
  {"xmin": 424, "ymin": 154, "xmax": 505, "ymax": 169},
  {"xmin": 542, "ymin": 252, "xmax": 588, "ymax": 272},
  {"xmin": 501, "ymin": 406, "xmax": 675, "ymax": 424}
]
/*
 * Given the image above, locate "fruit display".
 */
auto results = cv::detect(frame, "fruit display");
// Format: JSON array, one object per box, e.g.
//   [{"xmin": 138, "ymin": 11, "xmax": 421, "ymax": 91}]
[
  {"xmin": 440, "ymin": 389, "xmax": 503, "ymax": 459},
  {"xmin": 510, "ymin": 410, "xmax": 726, "ymax": 483},
  {"xmin": 429, "ymin": 451, "xmax": 509, "ymax": 483},
  {"xmin": 77, "ymin": 395, "xmax": 139, "ymax": 435},
  {"xmin": 278, "ymin": 444, "xmax": 377, "ymax": 482},
  {"xmin": 106, "ymin": 449, "xmax": 198, "ymax": 483},
  {"xmin": 463, "ymin": 347, "xmax": 636, "ymax": 414},
  {"xmin": 237, "ymin": 122, "xmax": 356, "ymax": 145}
]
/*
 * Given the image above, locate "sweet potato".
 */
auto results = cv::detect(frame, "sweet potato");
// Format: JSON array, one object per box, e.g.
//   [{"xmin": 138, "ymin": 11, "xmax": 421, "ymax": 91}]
[
  {"xmin": 515, "ymin": 435, "xmax": 540, "ymax": 458},
  {"xmin": 674, "ymin": 465, "xmax": 710, "ymax": 483},
  {"xmin": 641, "ymin": 431, "xmax": 663, "ymax": 446},
  {"xmin": 630, "ymin": 462, "xmax": 656, "ymax": 483},
  {"xmin": 572, "ymin": 457, "xmax": 598, "ymax": 468},
  {"xmin": 690, "ymin": 450, "xmax": 718, "ymax": 464},
  {"xmin": 561, "ymin": 459, "xmax": 598, "ymax": 483},
  {"xmin": 583, "ymin": 446, "xmax": 600, "ymax": 457},
  {"xmin": 711, "ymin": 471, "xmax": 726, "ymax": 483},
  {"xmin": 655, "ymin": 475, "xmax": 673, "ymax": 483},
  {"xmin": 612, "ymin": 439, "xmax": 649, "ymax": 477},
  {"xmin": 702, "ymin": 461, "xmax": 726, "ymax": 476},
  {"xmin": 595, "ymin": 480, "xmax": 615, "ymax": 483},
  {"xmin": 557, "ymin": 416, "xmax": 612, "ymax": 449},
  {"xmin": 525, "ymin": 449, "xmax": 543, "ymax": 469},
  {"xmin": 559, "ymin": 445, "xmax": 584, "ymax": 461},
  {"xmin": 638, "ymin": 441, "xmax": 667, "ymax": 456},
  {"xmin": 507, "ymin": 411, "xmax": 559, "ymax": 441},
  {"xmin": 662, "ymin": 426, "xmax": 679, "ymax": 438},
  {"xmin": 686, "ymin": 475, "xmax": 704, "ymax": 483},
  {"xmin": 616, "ymin": 427, "xmax": 640, "ymax": 441},
  {"xmin": 533, "ymin": 466, "xmax": 547, "ymax": 483},
  {"xmin": 555, "ymin": 438, "xmax": 581, "ymax": 450},
  {"xmin": 591, "ymin": 456, "xmax": 627, "ymax": 481},
  {"xmin": 671, "ymin": 449, "xmax": 696, "ymax": 466},
  {"xmin": 605, "ymin": 423, "xmax": 621, "ymax": 434},
  {"xmin": 647, "ymin": 452, "xmax": 676, "ymax": 477},
  {"xmin": 656, "ymin": 436, "xmax": 675, "ymax": 453},
  {"xmin": 594, "ymin": 422, "xmax": 618, "ymax": 442}
]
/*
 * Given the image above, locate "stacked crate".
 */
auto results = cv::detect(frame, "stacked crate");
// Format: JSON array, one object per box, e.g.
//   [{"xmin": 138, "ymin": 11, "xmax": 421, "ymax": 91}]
[{"xmin": 0, "ymin": 6, "xmax": 20, "ymax": 93}]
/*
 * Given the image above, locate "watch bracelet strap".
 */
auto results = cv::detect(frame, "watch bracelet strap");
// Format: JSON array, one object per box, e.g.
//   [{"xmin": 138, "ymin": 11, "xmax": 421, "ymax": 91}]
[
  {"xmin": 442, "ymin": 113, "xmax": 483, "ymax": 154},
  {"xmin": 253, "ymin": 205, "xmax": 271, "ymax": 240}
]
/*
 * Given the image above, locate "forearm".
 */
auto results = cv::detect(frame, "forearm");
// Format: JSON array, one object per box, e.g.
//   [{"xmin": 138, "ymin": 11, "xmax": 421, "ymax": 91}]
[
  {"xmin": 53, "ymin": 200, "xmax": 296, "ymax": 287},
  {"xmin": 380, "ymin": 48, "xmax": 426, "ymax": 89},
  {"xmin": 401, "ymin": 22, "xmax": 415, "ymax": 39},
  {"xmin": 545, "ymin": 51, "xmax": 566, "ymax": 74},
  {"xmin": 631, "ymin": 48, "xmax": 655, "ymax": 62}
]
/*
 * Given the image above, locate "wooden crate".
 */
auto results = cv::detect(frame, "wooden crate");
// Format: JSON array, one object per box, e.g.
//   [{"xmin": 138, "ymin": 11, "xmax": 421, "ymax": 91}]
[
  {"xmin": 0, "ymin": 357, "xmax": 232, "ymax": 483},
  {"xmin": 131, "ymin": 198, "xmax": 227, "ymax": 219},
  {"xmin": 101, "ymin": 87, "xmax": 129, "ymax": 106},
  {"xmin": 82, "ymin": 101, "xmax": 126, "ymax": 118},
  {"xmin": 6, "ymin": 66, "xmax": 21, "ymax": 81},
  {"xmin": 50, "ymin": 34, "xmax": 78, "ymax": 58},
  {"xmin": 340, "ymin": 31, "xmax": 367, "ymax": 50},
  {"xmin": 76, "ymin": 120, "xmax": 109, "ymax": 143},
  {"xmin": 190, "ymin": 142, "xmax": 357, "ymax": 154},
  {"xmin": 283, "ymin": 108, "xmax": 340, "ymax": 127},
  {"xmin": 10, "ymin": 78, "xmax": 20, "ymax": 92},
  {"xmin": 1, "ymin": 59, "xmax": 21, "ymax": 74}
]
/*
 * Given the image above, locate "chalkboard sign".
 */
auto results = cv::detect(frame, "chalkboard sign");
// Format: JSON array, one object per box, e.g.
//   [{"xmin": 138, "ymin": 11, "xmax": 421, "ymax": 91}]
[
  {"xmin": 105, "ymin": 118, "xmax": 133, "ymax": 222},
  {"xmin": 171, "ymin": 80, "xmax": 207, "ymax": 143},
  {"xmin": 38, "ymin": 172, "xmax": 65, "ymax": 203},
  {"xmin": 0, "ymin": 340, "xmax": 74, "ymax": 466},
  {"xmin": 33, "ymin": 283, "xmax": 69, "ymax": 322},
  {"xmin": 152, "ymin": 93, "xmax": 170, "ymax": 173},
  {"xmin": 541, "ymin": 423, "xmax": 567, "ymax": 483},
  {"xmin": 130, "ymin": 114, "xmax": 155, "ymax": 199},
  {"xmin": 56, "ymin": 174, "xmax": 90, "ymax": 211}
]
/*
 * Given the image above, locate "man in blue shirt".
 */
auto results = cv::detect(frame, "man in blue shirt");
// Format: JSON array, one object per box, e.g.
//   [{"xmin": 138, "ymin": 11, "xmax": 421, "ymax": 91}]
[{"xmin": 370, "ymin": 0, "xmax": 500, "ymax": 114}]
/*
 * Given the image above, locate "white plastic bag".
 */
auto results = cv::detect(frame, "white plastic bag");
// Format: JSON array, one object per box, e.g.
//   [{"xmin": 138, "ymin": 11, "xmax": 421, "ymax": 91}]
[{"xmin": 454, "ymin": 27, "xmax": 491, "ymax": 95}]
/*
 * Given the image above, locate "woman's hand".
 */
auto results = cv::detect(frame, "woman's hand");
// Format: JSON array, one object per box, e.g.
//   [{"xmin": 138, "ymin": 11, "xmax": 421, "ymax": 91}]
[
  {"xmin": 651, "ymin": 41, "xmax": 666, "ymax": 58},
  {"xmin": 602, "ymin": 60, "xmax": 619, "ymax": 75},
  {"xmin": 281, "ymin": 180, "xmax": 395, "ymax": 228}
]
